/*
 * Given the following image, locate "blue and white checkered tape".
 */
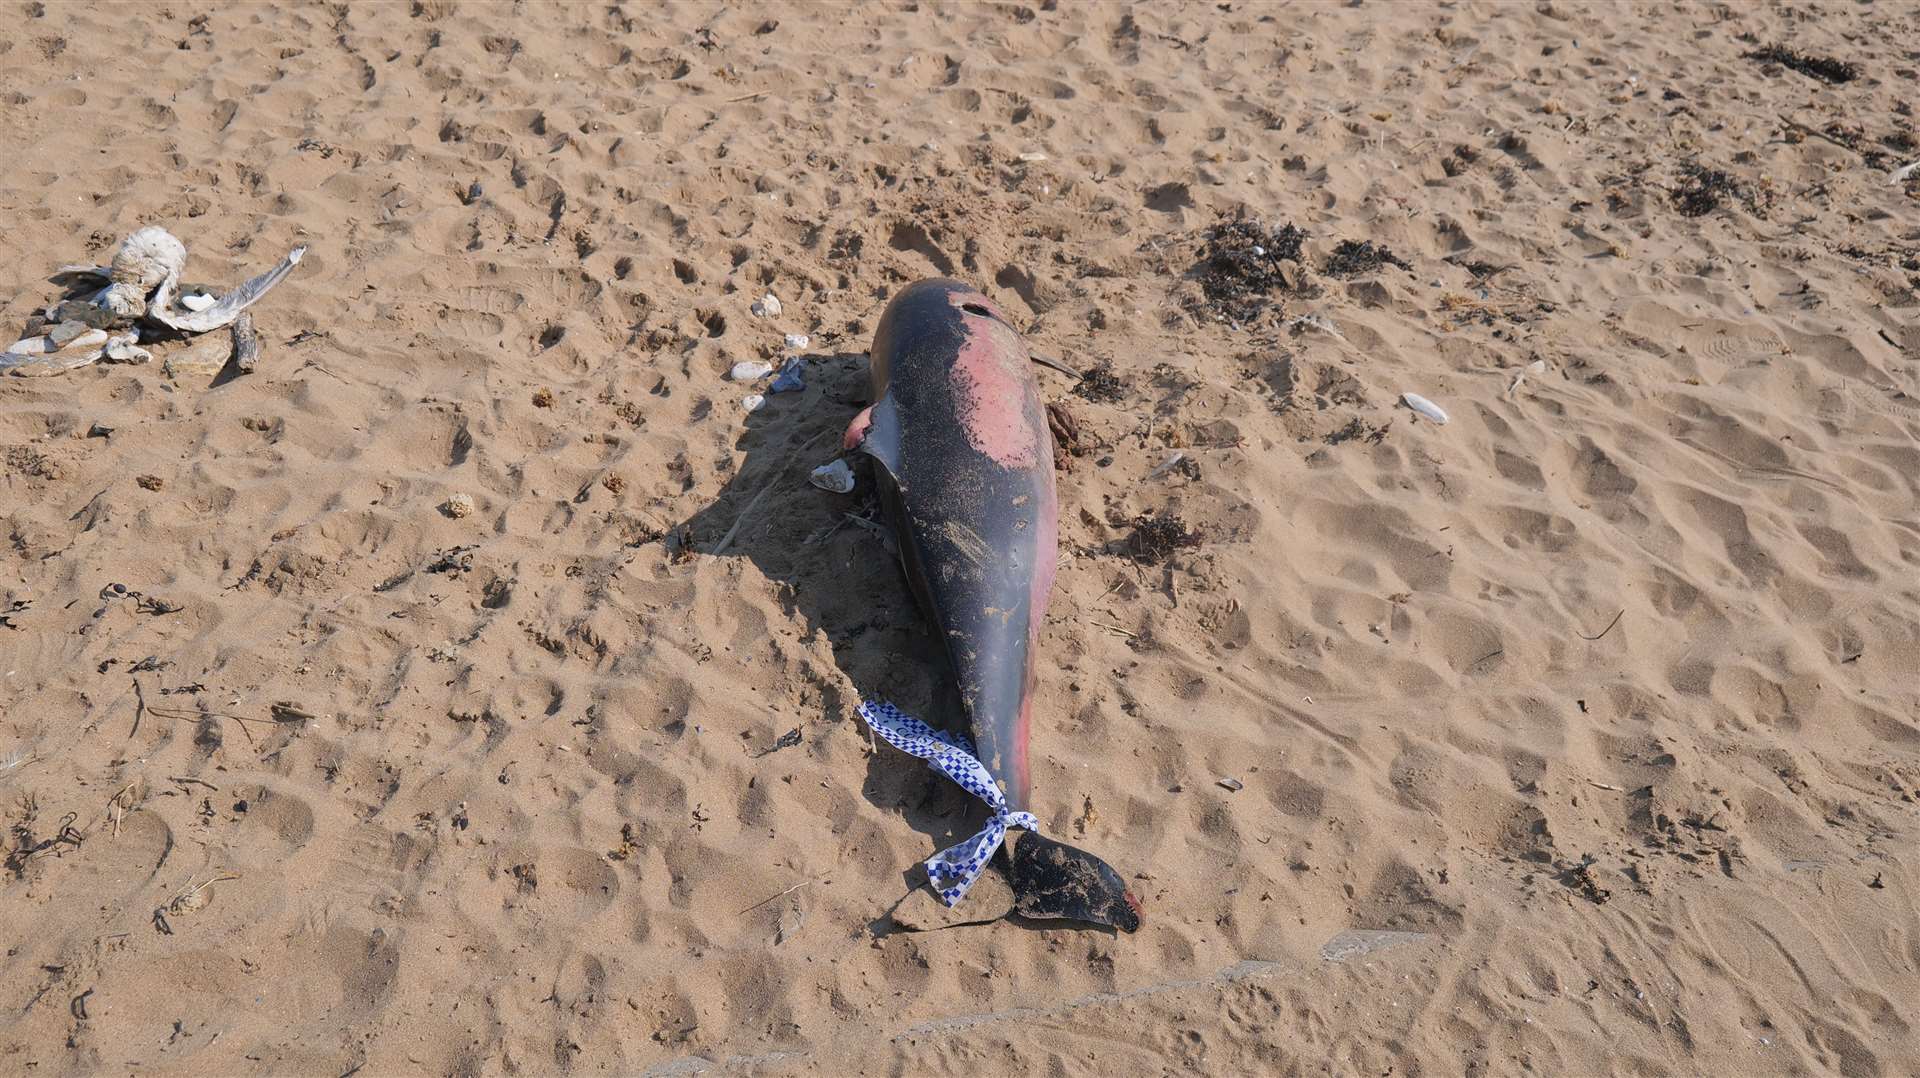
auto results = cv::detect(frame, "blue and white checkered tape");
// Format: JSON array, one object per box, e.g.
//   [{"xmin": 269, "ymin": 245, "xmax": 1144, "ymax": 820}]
[{"xmin": 857, "ymin": 700, "xmax": 1037, "ymax": 906}]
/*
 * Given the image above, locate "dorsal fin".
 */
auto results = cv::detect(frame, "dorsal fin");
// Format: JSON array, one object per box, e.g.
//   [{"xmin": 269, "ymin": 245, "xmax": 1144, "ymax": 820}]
[{"xmin": 845, "ymin": 392, "xmax": 903, "ymax": 479}]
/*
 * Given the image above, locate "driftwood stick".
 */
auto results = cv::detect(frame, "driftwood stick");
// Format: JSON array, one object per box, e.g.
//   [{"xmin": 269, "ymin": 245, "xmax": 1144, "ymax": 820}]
[{"xmin": 232, "ymin": 312, "xmax": 260, "ymax": 373}]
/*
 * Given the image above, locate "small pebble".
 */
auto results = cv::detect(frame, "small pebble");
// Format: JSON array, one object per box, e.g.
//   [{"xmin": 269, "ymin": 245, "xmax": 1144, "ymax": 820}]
[
  {"xmin": 751, "ymin": 293, "xmax": 782, "ymax": 318},
  {"xmin": 731, "ymin": 360, "xmax": 773, "ymax": 381},
  {"xmin": 443, "ymin": 492, "xmax": 476, "ymax": 518},
  {"xmin": 1217, "ymin": 777, "xmax": 1244, "ymax": 792},
  {"xmin": 742, "ymin": 393, "xmax": 766, "ymax": 412},
  {"xmin": 784, "ymin": 333, "xmax": 811, "ymax": 351}
]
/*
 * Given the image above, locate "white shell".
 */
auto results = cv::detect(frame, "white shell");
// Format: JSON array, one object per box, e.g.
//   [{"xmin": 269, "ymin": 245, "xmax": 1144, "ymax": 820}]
[
  {"xmin": 808, "ymin": 459, "xmax": 856, "ymax": 493},
  {"xmin": 784, "ymin": 333, "xmax": 811, "ymax": 351},
  {"xmin": 751, "ymin": 293, "xmax": 782, "ymax": 318},
  {"xmin": 742, "ymin": 393, "xmax": 767, "ymax": 412},
  {"xmin": 730, "ymin": 360, "xmax": 773, "ymax": 381},
  {"xmin": 1402, "ymin": 393, "xmax": 1449, "ymax": 424},
  {"xmin": 1018, "ymin": 152, "xmax": 1048, "ymax": 163},
  {"xmin": 180, "ymin": 292, "xmax": 217, "ymax": 312},
  {"xmin": 104, "ymin": 334, "xmax": 151, "ymax": 364}
]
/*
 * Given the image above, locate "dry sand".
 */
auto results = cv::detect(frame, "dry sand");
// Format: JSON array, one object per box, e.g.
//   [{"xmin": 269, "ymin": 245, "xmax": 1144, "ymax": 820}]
[{"xmin": 4, "ymin": 1, "xmax": 1920, "ymax": 1073}]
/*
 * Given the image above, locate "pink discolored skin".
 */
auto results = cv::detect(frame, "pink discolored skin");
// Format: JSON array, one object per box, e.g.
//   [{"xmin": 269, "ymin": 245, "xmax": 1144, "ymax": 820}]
[{"xmin": 949, "ymin": 307, "xmax": 1041, "ymax": 469}]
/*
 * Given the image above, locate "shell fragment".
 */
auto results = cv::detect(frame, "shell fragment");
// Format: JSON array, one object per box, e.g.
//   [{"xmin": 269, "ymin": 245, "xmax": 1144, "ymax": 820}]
[
  {"xmin": 809, "ymin": 459, "xmax": 855, "ymax": 493},
  {"xmin": 1402, "ymin": 392, "xmax": 1449, "ymax": 424}
]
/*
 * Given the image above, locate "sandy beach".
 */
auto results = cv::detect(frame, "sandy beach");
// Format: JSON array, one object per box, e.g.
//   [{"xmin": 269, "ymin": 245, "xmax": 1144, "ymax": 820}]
[{"xmin": 3, "ymin": 1, "xmax": 1918, "ymax": 1073}]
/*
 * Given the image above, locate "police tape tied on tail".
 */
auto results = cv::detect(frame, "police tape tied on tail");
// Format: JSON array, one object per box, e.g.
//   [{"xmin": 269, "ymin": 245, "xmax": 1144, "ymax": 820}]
[{"xmin": 857, "ymin": 700, "xmax": 1037, "ymax": 906}]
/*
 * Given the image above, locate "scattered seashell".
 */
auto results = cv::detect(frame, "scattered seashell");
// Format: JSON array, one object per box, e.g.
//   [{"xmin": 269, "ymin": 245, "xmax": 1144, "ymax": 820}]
[
  {"xmin": 784, "ymin": 332, "xmax": 811, "ymax": 351},
  {"xmin": 73, "ymin": 227, "xmax": 304, "ymax": 333},
  {"xmin": 442, "ymin": 493, "xmax": 476, "ymax": 518},
  {"xmin": 179, "ymin": 292, "xmax": 217, "ymax": 312},
  {"xmin": 742, "ymin": 393, "xmax": 767, "ymax": 412},
  {"xmin": 49, "ymin": 321, "xmax": 97, "ymax": 347},
  {"xmin": 751, "ymin": 293, "xmax": 782, "ymax": 318},
  {"xmin": 1217, "ymin": 777, "xmax": 1244, "ymax": 792},
  {"xmin": 731, "ymin": 360, "xmax": 773, "ymax": 381},
  {"xmin": 3, "ymin": 328, "xmax": 112, "ymax": 375},
  {"xmin": 1402, "ymin": 393, "xmax": 1449, "ymax": 424},
  {"xmin": 1018, "ymin": 151, "xmax": 1049, "ymax": 163},
  {"xmin": 809, "ymin": 459, "xmax": 855, "ymax": 493},
  {"xmin": 103, "ymin": 333, "xmax": 150, "ymax": 364}
]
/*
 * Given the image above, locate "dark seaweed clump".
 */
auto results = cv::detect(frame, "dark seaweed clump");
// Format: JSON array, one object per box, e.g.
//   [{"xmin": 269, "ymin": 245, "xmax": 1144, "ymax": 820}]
[
  {"xmin": 1126, "ymin": 512, "xmax": 1201, "ymax": 563},
  {"xmin": 1194, "ymin": 219, "xmax": 1307, "ymax": 324},
  {"xmin": 1323, "ymin": 239, "xmax": 1412, "ymax": 278},
  {"xmin": 1743, "ymin": 45, "xmax": 1859, "ymax": 85},
  {"xmin": 1074, "ymin": 363, "xmax": 1127, "ymax": 403},
  {"xmin": 1671, "ymin": 165, "xmax": 1742, "ymax": 217}
]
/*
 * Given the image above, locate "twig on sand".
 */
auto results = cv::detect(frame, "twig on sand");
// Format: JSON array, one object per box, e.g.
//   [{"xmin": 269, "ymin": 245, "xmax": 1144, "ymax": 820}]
[
  {"xmin": 1094, "ymin": 621, "xmax": 1138, "ymax": 639},
  {"xmin": 1777, "ymin": 114, "xmax": 1865, "ymax": 158},
  {"xmin": 1578, "ymin": 608, "xmax": 1626, "ymax": 641},
  {"xmin": 709, "ymin": 430, "xmax": 830, "ymax": 556},
  {"xmin": 736, "ymin": 879, "xmax": 811, "ymax": 915},
  {"xmin": 106, "ymin": 781, "xmax": 141, "ymax": 837},
  {"xmin": 710, "ymin": 483, "xmax": 777, "ymax": 556},
  {"xmin": 166, "ymin": 871, "xmax": 240, "ymax": 915},
  {"xmin": 1028, "ymin": 350, "xmax": 1081, "ymax": 378},
  {"xmin": 727, "ymin": 90, "xmax": 768, "ymax": 103},
  {"xmin": 145, "ymin": 704, "xmax": 269, "ymax": 749},
  {"xmin": 1587, "ymin": 779, "xmax": 1624, "ymax": 792}
]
